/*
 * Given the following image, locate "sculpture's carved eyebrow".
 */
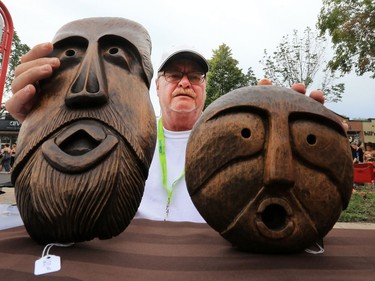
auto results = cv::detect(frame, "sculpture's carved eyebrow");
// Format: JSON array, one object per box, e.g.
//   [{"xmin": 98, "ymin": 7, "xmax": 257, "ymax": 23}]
[
  {"xmin": 289, "ymin": 112, "xmax": 346, "ymax": 137},
  {"xmin": 98, "ymin": 35, "xmax": 140, "ymax": 60},
  {"xmin": 53, "ymin": 36, "xmax": 88, "ymax": 51},
  {"xmin": 206, "ymin": 105, "xmax": 268, "ymax": 122},
  {"xmin": 99, "ymin": 35, "xmax": 129, "ymax": 47}
]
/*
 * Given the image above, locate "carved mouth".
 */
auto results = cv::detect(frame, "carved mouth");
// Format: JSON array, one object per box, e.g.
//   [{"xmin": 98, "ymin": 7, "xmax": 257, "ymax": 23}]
[
  {"xmin": 42, "ymin": 120, "xmax": 118, "ymax": 173},
  {"xmin": 255, "ymin": 198, "xmax": 294, "ymax": 239}
]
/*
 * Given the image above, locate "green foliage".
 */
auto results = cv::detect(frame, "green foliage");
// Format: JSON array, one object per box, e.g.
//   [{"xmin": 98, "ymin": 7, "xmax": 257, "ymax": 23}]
[
  {"xmin": 260, "ymin": 27, "xmax": 345, "ymax": 103},
  {"xmin": 318, "ymin": 0, "xmax": 375, "ymax": 78},
  {"xmin": 0, "ymin": 30, "xmax": 30, "ymax": 100},
  {"xmin": 338, "ymin": 187, "xmax": 375, "ymax": 223},
  {"xmin": 205, "ymin": 44, "xmax": 257, "ymax": 109},
  {"xmin": 320, "ymin": 68, "xmax": 345, "ymax": 103}
]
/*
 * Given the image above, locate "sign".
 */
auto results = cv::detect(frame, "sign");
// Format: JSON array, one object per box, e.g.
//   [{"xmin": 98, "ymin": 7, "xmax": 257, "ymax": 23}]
[{"xmin": 0, "ymin": 120, "xmax": 21, "ymax": 131}]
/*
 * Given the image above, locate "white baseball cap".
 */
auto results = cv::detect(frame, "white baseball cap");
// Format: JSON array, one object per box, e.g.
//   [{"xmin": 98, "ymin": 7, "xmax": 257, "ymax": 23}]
[{"xmin": 157, "ymin": 46, "xmax": 209, "ymax": 73}]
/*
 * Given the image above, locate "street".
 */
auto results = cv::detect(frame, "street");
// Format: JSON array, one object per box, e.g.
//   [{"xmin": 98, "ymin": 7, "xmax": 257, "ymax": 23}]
[{"xmin": 0, "ymin": 172, "xmax": 11, "ymax": 186}]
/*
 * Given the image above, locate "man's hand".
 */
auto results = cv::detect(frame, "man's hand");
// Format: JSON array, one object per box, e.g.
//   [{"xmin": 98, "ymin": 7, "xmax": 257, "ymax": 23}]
[
  {"xmin": 5, "ymin": 42, "xmax": 60, "ymax": 123},
  {"xmin": 257, "ymin": 79, "xmax": 350, "ymax": 132},
  {"xmin": 290, "ymin": 83, "xmax": 325, "ymax": 105},
  {"xmin": 257, "ymin": 79, "xmax": 325, "ymax": 105}
]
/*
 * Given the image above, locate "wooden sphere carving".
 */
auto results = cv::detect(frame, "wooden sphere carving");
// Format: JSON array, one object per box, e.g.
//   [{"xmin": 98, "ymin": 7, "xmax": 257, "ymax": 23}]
[{"xmin": 186, "ymin": 85, "xmax": 353, "ymax": 253}]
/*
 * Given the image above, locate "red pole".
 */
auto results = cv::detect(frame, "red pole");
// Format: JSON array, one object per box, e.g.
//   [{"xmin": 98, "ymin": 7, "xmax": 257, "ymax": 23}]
[{"xmin": 0, "ymin": 1, "xmax": 14, "ymax": 104}]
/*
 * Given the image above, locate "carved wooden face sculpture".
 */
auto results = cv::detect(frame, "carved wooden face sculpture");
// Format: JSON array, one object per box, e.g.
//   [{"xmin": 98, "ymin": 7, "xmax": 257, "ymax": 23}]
[
  {"xmin": 11, "ymin": 18, "xmax": 156, "ymax": 244},
  {"xmin": 186, "ymin": 86, "xmax": 353, "ymax": 253}
]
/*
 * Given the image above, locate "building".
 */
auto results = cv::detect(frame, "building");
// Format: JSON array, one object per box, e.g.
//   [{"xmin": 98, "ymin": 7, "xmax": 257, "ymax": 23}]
[
  {"xmin": 362, "ymin": 119, "xmax": 375, "ymax": 143},
  {"xmin": 341, "ymin": 117, "xmax": 375, "ymax": 145}
]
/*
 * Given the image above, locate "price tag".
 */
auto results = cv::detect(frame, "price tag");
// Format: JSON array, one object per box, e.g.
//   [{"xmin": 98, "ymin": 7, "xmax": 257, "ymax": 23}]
[{"xmin": 34, "ymin": 254, "xmax": 61, "ymax": 275}]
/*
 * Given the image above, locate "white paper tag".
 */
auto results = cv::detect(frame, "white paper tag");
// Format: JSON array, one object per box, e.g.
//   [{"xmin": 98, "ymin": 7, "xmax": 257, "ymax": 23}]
[{"xmin": 34, "ymin": 254, "xmax": 61, "ymax": 275}]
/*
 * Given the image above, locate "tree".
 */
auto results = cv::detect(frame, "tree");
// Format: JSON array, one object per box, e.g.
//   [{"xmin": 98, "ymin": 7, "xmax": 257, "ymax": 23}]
[
  {"xmin": 0, "ymin": 30, "xmax": 30, "ymax": 101},
  {"xmin": 317, "ymin": 0, "xmax": 375, "ymax": 78},
  {"xmin": 260, "ymin": 27, "xmax": 344, "ymax": 103},
  {"xmin": 205, "ymin": 43, "xmax": 257, "ymax": 108}
]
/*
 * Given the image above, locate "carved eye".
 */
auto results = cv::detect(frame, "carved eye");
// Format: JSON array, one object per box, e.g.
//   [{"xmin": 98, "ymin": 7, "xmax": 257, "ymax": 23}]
[
  {"xmin": 241, "ymin": 128, "xmax": 251, "ymax": 139},
  {"xmin": 290, "ymin": 119, "xmax": 344, "ymax": 167},
  {"xmin": 189, "ymin": 111, "xmax": 265, "ymax": 171},
  {"xmin": 65, "ymin": 49, "xmax": 76, "ymax": 57},
  {"xmin": 103, "ymin": 46, "xmax": 131, "ymax": 71},
  {"xmin": 306, "ymin": 134, "xmax": 317, "ymax": 145},
  {"xmin": 54, "ymin": 47, "xmax": 84, "ymax": 71},
  {"xmin": 108, "ymin": 47, "xmax": 119, "ymax": 55}
]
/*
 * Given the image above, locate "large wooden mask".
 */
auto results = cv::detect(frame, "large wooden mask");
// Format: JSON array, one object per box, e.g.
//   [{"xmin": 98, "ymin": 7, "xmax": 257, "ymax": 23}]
[
  {"xmin": 11, "ymin": 17, "xmax": 156, "ymax": 244},
  {"xmin": 186, "ymin": 86, "xmax": 353, "ymax": 253}
]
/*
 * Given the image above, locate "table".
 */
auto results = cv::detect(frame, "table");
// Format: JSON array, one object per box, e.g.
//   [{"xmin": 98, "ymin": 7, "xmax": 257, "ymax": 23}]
[{"xmin": 1, "ymin": 219, "xmax": 375, "ymax": 280}]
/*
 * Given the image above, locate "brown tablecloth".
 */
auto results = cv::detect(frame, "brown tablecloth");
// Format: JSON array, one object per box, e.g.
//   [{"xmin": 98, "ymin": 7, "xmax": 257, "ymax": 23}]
[{"xmin": 0, "ymin": 219, "xmax": 374, "ymax": 280}]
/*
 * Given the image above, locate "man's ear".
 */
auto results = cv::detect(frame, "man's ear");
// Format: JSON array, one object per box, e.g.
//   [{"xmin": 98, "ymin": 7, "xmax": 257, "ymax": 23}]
[{"xmin": 155, "ymin": 78, "xmax": 160, "ymax": 94}]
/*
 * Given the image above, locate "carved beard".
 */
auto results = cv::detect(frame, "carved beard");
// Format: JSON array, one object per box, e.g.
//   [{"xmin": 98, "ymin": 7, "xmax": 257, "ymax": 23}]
[{"xmin": 15, "ymin": 138, "xmax": 145, "ymax": 244}]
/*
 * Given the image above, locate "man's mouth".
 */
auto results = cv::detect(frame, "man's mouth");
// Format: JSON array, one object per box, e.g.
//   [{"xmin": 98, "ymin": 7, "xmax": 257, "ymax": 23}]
[
  {"xmin": 173, "ymin": 90, "xmax": 195, "ymax": 98},
  {"xmin": 42, "ymin": 120, "xmax": 118, "ymax": 173},
  {"xmin": 175, "ymin": 94, "xmax": 192, "ymax": 98}
]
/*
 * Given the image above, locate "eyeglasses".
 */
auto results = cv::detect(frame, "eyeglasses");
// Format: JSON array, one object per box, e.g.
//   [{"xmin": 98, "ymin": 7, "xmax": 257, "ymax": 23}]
[{"xmin": 161, "ymin": 71, "xmax": 206, "ymax": 85}]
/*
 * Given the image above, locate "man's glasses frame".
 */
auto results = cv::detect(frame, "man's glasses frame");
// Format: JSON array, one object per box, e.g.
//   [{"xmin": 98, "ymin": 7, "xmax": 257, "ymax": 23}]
[{"xmin": 161, "ymin": 70, "xmax": 206, "ymax": 85}]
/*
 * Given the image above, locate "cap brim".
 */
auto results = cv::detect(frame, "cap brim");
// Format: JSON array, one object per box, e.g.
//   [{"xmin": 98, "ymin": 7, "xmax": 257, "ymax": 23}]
[{"xmin": 158, "ymin": 50, "xmax": 209, "ymax": 73}]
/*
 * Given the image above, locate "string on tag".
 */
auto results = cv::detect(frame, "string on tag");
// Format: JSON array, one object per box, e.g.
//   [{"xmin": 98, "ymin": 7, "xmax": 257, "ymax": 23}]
[
  {"xmin": 41, "ymin": 243, "xmax": 74, "ymax": 258},
  {"xmin": 305, "ymin": 242, "xmax": 325, "ymax": 255}
]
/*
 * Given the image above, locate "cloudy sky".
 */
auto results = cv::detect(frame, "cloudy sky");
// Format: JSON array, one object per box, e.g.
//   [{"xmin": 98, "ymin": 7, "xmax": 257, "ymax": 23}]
[{"xmin": 2, "ymin": 0, "xmax": 374, "ymax": 118}]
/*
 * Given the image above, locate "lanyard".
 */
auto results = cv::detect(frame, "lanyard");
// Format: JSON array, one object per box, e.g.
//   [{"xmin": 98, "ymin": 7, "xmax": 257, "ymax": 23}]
[{"xmin": 157, "ymin": 118, "xmax": 185, "ymax": 219}]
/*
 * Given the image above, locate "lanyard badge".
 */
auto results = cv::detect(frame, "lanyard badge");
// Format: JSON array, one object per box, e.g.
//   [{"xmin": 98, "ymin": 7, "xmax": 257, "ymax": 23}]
[{"xmin": 157, "ymin": 118, "xmax": 185, "ymax": 220}]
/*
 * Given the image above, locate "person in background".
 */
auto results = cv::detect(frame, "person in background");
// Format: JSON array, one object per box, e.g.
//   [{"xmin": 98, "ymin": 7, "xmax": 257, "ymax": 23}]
[
  {"xmin": 364, "ymin": 142, "xmax": 375, "ymax": 163},
  {"xmin": 6, "ymin": 42, "xmax": 326, "ymax": 223},
  {"xmin": 351, "ymin": 139, "xmax": 364, "ymax": 164},
  {"xmin": 1, "ymin": 144, "xmax": 12, "ymax": 173},
  {"xmin": 10, "ymin": 143, "xmax": 16, "ymax": 170}
]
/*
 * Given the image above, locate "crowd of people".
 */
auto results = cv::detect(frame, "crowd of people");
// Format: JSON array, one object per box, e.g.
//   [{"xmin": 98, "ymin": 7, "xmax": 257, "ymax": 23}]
[
  {"xmin": 351, "ymin": 139, "xmax": 374, "ymax": 189},
  {"xmin": 0, "ymin": 143, "xmax": 16, "ymax": 173},
  {"xmin": 351, "ymin": 139, "xmax": 375, "ymax": 164}
]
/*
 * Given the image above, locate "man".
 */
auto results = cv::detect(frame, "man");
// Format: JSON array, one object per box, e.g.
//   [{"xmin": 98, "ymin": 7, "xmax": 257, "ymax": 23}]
[
  {"xmin": 6, "ymin": 43, "xmax": 325, "ymax": 224},
  {"xmin": 136, "ymin": 48, "xmax": 209, "ymax": 222}
]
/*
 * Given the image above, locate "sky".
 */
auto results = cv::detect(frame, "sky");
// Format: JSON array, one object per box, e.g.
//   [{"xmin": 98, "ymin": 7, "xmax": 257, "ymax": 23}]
[{"xmin": 2, "ymin": 0, "xmax": 374, "ymax": 119}]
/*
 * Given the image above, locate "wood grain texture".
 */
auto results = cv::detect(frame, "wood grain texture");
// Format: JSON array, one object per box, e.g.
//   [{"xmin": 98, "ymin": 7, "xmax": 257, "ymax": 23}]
[
  {"xmin": 11, "ymin": 17, "xmax": 156, "ymax": 244},
  {"xmin": 186, "ymin": 85, "xmax": 353, "ymax": 253}
]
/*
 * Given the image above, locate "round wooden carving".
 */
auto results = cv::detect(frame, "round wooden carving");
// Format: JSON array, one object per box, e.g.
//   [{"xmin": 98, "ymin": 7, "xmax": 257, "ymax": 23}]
[{"xmin": 186, "ymin": 85, "xmax": 353, "ymax": 253}]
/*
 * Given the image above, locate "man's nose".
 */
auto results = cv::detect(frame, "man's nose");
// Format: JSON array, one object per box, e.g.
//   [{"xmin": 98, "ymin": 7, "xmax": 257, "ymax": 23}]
[
  {"xmin": 66, "ymin": 48, "xmax": 108, "ymax": 108},
  {"xmin": 178, "ymin": 74, "xmax": 191, "ymax": 88},
  {"xmin": 263, "ymin": 116, "xmax": 295, "ymax": 188}
]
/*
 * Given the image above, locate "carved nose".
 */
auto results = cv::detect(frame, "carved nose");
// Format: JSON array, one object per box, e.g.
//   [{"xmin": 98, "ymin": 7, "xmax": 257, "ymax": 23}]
[
  {"xmin": 264, "ymin": 116, "xmax": 295, "ymax": 188},
  {"xmin": 66, "ymin": 54, "xmax": 107, "ymax": 108}
]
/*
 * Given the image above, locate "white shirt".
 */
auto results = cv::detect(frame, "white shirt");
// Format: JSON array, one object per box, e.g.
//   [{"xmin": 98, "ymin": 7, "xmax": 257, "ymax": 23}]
[{"xmin": 136, "ymin": 122, "xmax": 205, "ymax": 223}]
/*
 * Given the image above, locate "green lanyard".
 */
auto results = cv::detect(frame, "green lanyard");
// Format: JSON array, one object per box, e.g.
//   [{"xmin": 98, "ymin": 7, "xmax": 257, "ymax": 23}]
[{"xmin": 157, "ymin": 118, "xmax": 185, "ymax": 219}]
